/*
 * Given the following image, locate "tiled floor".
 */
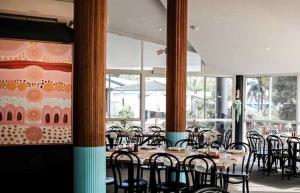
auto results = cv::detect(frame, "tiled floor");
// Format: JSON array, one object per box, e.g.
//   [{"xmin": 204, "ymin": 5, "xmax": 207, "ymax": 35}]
[
  {"xmin": 228, "ymin": 164, "xmax": 300, "ymax": 193},
  {"xmin": 107, "ymin": 163, "xmax": 300, "ymax": 193}
]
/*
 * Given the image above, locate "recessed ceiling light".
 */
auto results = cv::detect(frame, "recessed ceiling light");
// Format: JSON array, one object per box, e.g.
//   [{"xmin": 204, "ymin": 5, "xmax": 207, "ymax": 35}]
[
  {"xmin": 158, "ymin": 28, "xmax": 163, "ymax": 32},
  {"xmin": 265, "ymin": 46, "xmax": 271, "ymax": 50},
  {"xmin": 190, "ymin": 25, "xmax": 199, "ymax": 31}
]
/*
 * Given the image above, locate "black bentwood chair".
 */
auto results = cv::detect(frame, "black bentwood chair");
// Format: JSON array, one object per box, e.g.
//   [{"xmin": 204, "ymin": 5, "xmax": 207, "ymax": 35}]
[
  {"xmin": 106, "ymin": 130, "xmax": 123, "ymax": 150},
  {"xmin": 266, "ymin": 135, "xmax": 290, "ymax": 179},
  {"xmin": 222, "ymin": 142, "xmax": 252, "ymax": 193},
  {"xmin": 126, "ymin": 130, "xmax": 144, "ymax": 145},
  {"xmin": 194, "ymin": 187, "xmax": 229, "ymax": 193},
  {"xmin": 110, "ymin": 151, "xmax": 148, "ymax": 193},
  {"xmin": 248, "ymin": 132, "xmax": 268, "ymax": 172},
  {"xmin": 183, "ymin": 155, "xmax": 217, "ymax": 192},
  {"xmin": 287, "ymin": 137, "xmax": 300, "ymax": 178},
  {"xmin": 149, "ymin": 153, "xmax": 187, "ymax": 193},
  {"xmin": 109, "ymin": 125, "xmax": 124, "ymax": 131},
  {"xmin": 145, "ymin": 130, "xmax": 166, "ymax": 145}
]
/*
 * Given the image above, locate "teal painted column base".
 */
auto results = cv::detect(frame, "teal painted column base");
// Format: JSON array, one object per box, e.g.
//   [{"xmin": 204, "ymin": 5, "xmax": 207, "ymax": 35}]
[
  {"xmin": 74, "ymin": 146, "xmax": 106, "ymax": 193},
  {"xmin": 166, "ymin": 132, "xmax": 187, "ymax": 146},
  {"xmin": 166, "ymin": 132, "xmax": 187, "ymax": 183}
]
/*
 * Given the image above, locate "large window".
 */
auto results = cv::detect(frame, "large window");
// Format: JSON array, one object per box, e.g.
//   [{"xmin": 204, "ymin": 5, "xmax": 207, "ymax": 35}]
[
  {"xmin": 105, "ymin": 32, "xmax": 232, "ymax": 130},
  {"xmin": 186, "ymin": 76, "xmax": 205, "ymax": 119},
  {"xmin": 145, "ymin": 77, "xmax": 166, "ymax": 127},
  {"xmin": 245, "ymin": 76, "xmax": 297, "ymax": 135},
  {"xmin": 187, "ymin": 76, "xmax": 234, "ymax": 136},
  {"xmin": 106, "ymin": 74, "xmax": 140, "ymax": 119},
  {"xmin": 187, "ymin": 76, "xmax": 233, "ymax": 120}
]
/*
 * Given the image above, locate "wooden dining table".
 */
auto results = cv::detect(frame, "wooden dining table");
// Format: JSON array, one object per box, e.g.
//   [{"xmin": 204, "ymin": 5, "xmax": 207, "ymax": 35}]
[{"xmin": 106, "ymin": 147, "xmax": 246, "ymax": 170}]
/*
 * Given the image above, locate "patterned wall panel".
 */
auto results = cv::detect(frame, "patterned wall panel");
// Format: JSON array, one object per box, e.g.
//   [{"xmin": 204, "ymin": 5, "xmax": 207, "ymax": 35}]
[{"xmin": 0, "ymin": 39, "xmax": 72, "ymax": 145}]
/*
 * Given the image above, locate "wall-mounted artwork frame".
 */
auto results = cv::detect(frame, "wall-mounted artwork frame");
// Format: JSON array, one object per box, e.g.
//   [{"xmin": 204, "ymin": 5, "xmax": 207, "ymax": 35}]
[{"xmin": 0, "ymin": 38, "xmax": 72, "ymax": 145}]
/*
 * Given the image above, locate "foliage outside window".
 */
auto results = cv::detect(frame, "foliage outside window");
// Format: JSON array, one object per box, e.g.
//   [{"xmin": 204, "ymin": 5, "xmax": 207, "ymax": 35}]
[{"xmin": 245, "ymin": 76, "xmax": 297, "ymax": 135}]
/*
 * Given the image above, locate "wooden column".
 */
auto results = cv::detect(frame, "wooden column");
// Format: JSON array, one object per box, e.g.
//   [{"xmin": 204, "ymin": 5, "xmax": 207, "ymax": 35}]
[
  {"xmin": 166, "ymin": 0, "xmax": 188, "ymax": 143},
  {"xmin": 73, "ymin": 0, "xmax": 107, "ymax": 193}
]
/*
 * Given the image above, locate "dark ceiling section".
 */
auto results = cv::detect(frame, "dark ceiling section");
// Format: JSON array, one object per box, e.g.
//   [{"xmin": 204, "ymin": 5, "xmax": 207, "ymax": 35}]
[{"xmin": 0, "ymin": 15, "xmax": 73, "ymax": 43}]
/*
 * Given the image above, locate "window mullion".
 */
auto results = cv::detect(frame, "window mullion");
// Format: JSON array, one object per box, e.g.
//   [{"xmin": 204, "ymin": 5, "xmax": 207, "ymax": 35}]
[{"xmin": 269, "ymin": 77, "xmax": 272, "ymax": 122}]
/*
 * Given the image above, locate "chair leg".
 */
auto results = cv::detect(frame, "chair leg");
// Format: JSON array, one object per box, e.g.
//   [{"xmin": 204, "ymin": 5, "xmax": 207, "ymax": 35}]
[
  {"xmin": 242, "ymin": 180, "xmax": 245, "ymax": 193},
  {"xmin": 219, "ymin": 173, "xmax": 223, "ymax": 187},
  {"xmin": 267, "ymin": 157, "xmax": 271, "ymax": 176},
  {"xmin": 257, "ymin": 156, "xmax": 261, "ymax": 171},
  {"xmin": 223, "ymin": 176, "xmax": 228, "ymax": 190},
  {"xmin": 246, "ymin": 179, "xmax": 249, "ymax": 193},
  {"xmin": 250, "ymin": 155, "xmax": 256, "ymax": 172},
  {"xmin": 282, "ymin": 158, "xmax": 287, "ymax": 180},
  {"xmin": 141, "ymin": 168, "xmax": 144, "ymax": 178},
  {"xmin": 262, "ymin": 157, "xmax": 266, "ymax": 172}
]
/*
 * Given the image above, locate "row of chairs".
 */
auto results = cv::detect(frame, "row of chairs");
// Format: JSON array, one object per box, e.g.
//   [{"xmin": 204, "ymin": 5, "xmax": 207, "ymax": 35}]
[
  {"xmin": 106, "ymin": 126, "xmax": 232, "ymax": 150},
  {"xmin": 247, "ymin": 130, "xmax": 300, "ymax": 179},
  {"xmin": 108, "ymin": 125, "xmax": 162, "ymax": 132},
  {"xmin": 108, "ymin": 142, "xmax": 251, "ymax": 193}
]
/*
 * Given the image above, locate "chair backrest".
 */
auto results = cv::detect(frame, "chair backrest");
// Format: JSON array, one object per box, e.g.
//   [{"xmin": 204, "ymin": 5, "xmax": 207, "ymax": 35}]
[
  {"xmin": 150, "ymin": 136, "xmax": 172, "ymax": 147},
  {"xmin": 128, "ymin": 125, "xmax": 143, "ymax": 132},
  {"xmin": 106, "ymin": 130, "xmax": 123, "ymax": 149},
  {"xmin": 248, "ymin": 133, "xmax": 266, "ymax": 153},
  {"xmin": 246, "ymin": 130, "xmax": 259, "ymax": 151},
  {"xmin": 266, "ymin": 135, "xmax": 285, "ymax": 156},
  {"xmin": 140, "ymin": 130, "xmax": 165, "ymax": 145},
  {"xmin": 226, "ymin": 142, "xmax": 251, "ymax": 174},
  {"xmin": 246, "ymin": 130, "xmax": 259, "ymax": 138},
  {"xmin": 186, "ymin": 130, "xmax": 196, "ymax": 140},
  {"xmin": 287, "ymin": 137, "xmax": 300, "ymax": 157},
  {"xmin": 148, "ymin": 125, "xmax": 162, "ymax": 132},
  {"xmin": 175, "ymin": 138, "xmax": 198, "ymax": 148},
  {"xmin": 109, "ymin": 125, "xmax": 123, "ymax": 131},
  {"xmin": 110, "ymin": 151, "xmax": 142, "ymax": 192},
  {"xmin": 126, "ymin": 130, "xmax": 144, "ymax": 145},
  {"xmin": 149, "ymin": 153, "xmax": 181, "ymax": 192},
  {"xmin": 183, "ymin": 155, "xmax": 217, "ymax": 190},
  {"xmin": 194, "ymin": 186, "xmax": 229, "ymax": 193},
  {"xmin": 153, "ymin": 130, "xmax": 166, "ymax": 137},
  {"xmin": 224, "ymin": 129, "xmax": 232, "ymax": 148},
  {"xmin": 197, "ymin": 130, "xmax": 212, "ymax": 148}
]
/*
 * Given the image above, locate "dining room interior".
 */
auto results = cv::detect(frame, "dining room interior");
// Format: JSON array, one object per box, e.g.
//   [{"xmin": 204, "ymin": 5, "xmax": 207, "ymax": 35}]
[{"xmin": 1, "ymin": 0, "xmax": 300, "ymax": 193}]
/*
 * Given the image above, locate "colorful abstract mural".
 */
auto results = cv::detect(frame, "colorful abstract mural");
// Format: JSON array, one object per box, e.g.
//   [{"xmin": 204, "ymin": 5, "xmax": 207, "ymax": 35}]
[{"xmin": 0, "ymin": 39, "xmax": 72, "ymax": 145}]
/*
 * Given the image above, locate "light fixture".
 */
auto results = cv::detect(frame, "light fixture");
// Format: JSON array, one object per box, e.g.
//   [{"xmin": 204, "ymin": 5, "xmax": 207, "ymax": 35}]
[
  {"xmin": 265, "ymin": 46, "xmax": 271, "ymax": 50},
  {"xmin": 158, "ymin": 28, "xmax": 163, "ymax": 32},
  {"xmin": 156, "ymin": 48, "xmax": 167, "ymax": 55}
]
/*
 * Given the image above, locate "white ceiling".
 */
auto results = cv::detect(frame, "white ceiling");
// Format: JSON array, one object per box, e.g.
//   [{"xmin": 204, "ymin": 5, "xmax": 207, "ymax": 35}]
[
  {"xmin": 0, "ymin": 0, "xmax": 300, "ymax": 75},
  {"xmin": 188, "ymin": 0, "xmax": 300, "ymax": 75}
]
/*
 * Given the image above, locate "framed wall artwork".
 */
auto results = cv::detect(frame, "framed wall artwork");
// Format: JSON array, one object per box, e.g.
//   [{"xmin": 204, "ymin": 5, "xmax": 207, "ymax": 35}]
[{"xmin": 0, "ymin": 39, "xmax": 72, "ymax": 145}]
